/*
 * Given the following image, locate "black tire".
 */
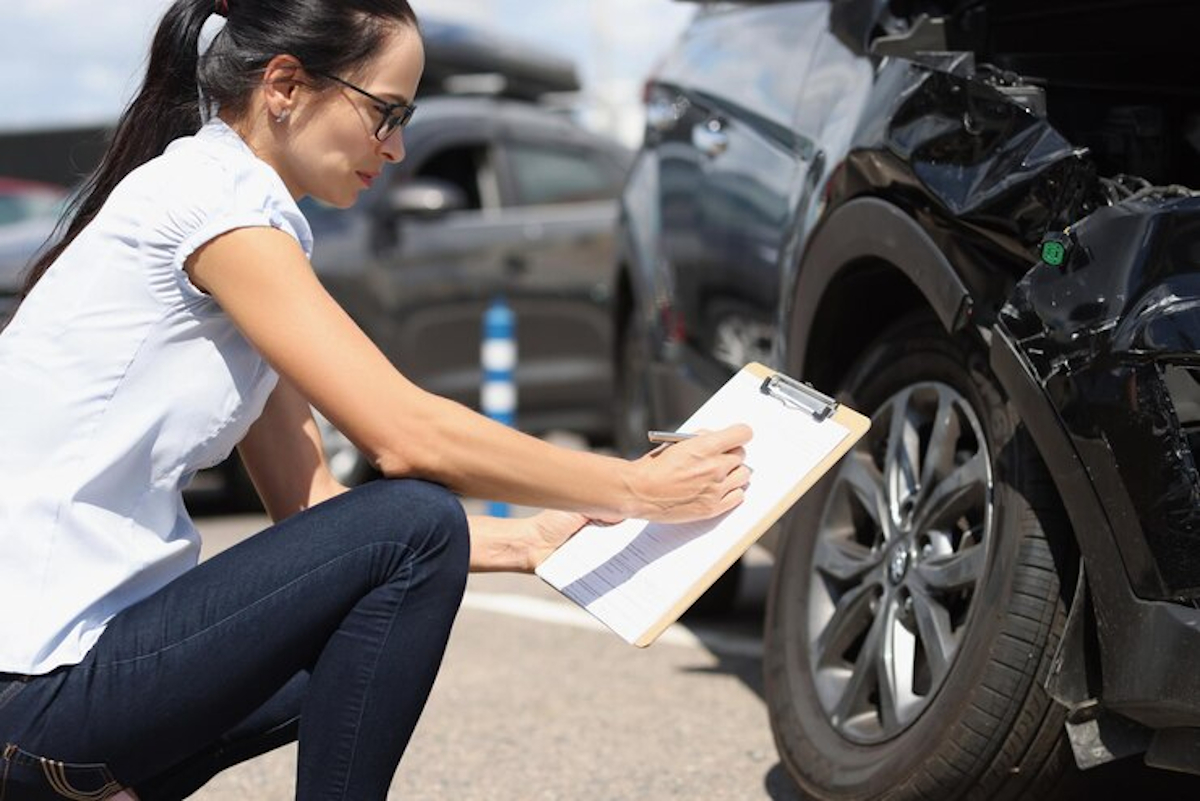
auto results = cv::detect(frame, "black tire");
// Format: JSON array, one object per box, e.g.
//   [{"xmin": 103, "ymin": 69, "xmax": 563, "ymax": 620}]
[
  {"xmin": 614, "ymin": 307, "xmax": 654, "ymax": 459},
  {"xmin": 764, "ymin": 314, "xmax": 1076, "ymax": 801},
  {"xmin": 685, "ymin": 559, "xmax": 744, "ymax": 618}
]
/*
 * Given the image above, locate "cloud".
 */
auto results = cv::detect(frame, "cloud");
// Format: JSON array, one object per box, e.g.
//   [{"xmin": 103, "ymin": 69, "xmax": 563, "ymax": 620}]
[{"xmin": 0, "ymin": 0, "xmax": 167, "ymax": 128}]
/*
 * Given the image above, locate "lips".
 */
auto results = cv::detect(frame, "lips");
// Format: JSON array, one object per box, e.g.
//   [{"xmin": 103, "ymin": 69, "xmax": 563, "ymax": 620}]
[{"xmin": 356, "ymin": 171, "xmax": 377, "ymax": 188}]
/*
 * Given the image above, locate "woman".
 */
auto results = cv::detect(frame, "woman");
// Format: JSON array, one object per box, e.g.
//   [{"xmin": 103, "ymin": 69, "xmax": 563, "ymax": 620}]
[{"xmin": 0, "ymin": 0, "xmax": 751, "ymax": 798}]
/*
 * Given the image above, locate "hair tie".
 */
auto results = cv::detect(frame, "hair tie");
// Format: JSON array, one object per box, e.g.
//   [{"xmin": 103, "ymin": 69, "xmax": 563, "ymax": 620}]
[{"xmin": 215, "ymin": 0, "xmax": 229, "ymax": 16}]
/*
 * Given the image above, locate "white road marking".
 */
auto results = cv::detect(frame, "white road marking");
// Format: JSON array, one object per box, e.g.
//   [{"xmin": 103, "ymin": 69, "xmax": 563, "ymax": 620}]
[{"xmin": 461, "ymin": 591, "xmax": 764, "ymax": 660}]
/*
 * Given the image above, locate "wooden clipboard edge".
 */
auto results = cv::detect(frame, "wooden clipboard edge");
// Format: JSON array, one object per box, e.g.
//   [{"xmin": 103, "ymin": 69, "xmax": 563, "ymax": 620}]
[{"xmin": 633, "ymin": 364, "xmax": 871, "ymax": 647}]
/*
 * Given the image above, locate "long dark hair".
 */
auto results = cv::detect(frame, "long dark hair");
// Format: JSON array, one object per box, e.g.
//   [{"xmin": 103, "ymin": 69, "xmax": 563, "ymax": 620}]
[{"xmin": 22, "ymin": 0, "xmax": 417, "ymax": 296}]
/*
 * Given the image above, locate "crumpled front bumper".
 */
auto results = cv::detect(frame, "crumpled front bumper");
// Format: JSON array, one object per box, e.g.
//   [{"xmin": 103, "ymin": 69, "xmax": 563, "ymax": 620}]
[{"xmin": 999, "ymin": 195, "xmax": 1200, "ymax": 601}]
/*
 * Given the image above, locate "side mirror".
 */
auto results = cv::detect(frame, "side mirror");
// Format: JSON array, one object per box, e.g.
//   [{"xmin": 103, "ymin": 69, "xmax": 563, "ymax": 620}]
[{"xmin": 386, "ymin": 178, "xmax": 469, "ymax": 219}]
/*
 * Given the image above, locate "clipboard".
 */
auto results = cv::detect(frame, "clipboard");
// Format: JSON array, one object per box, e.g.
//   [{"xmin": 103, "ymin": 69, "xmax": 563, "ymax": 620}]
[{"xmin": 535, "ymin": 362, "xmax": 870, "ymax": 647}]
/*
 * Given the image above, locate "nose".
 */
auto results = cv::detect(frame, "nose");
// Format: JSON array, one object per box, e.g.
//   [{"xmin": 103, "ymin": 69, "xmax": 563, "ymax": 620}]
[{"xmin": 379, "ymin": 128, "xmax": 405, "ymax": 163}]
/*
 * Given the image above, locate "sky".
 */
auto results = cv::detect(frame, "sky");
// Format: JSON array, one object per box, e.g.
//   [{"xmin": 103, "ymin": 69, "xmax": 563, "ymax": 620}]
[{"xmin": 0, "ymin": 0, "xmax": 694, "ymax": 146}]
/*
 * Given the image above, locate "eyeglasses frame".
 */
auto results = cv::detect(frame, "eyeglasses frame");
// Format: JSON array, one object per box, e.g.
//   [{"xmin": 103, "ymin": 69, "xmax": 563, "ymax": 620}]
[{"xmin": 309, "ymin": 70, "xmax": 417, "ymax": 141}]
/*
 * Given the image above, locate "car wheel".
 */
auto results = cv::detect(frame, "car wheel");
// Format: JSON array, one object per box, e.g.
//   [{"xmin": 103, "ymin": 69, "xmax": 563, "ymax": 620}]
[
  {"xmin": 765, "ymin": 314, "xmax": 1075, "ymax": 800},
  {"xmin": 614, "ymin": 308, "xmax": 654, "ymax": 459},
  {"xmin": 313, "ymin": 407, "xmax": 376, "ymax": 487}
]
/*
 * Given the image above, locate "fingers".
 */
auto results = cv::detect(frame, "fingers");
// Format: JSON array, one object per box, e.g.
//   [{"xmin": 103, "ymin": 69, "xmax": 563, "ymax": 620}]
[
  {"xmin": 712, "ymin": 486, "xmax": 746, "ymax": 517},
  {"xmin": 633, "ymin": 422, "xmax": 753, "ymax": 522},
  {"xmin": 694, "ymin": 423, "xmax": 752, "ymax": 454},
  {"xmin": 689, "ymin": 430, "xmax": 752, "ymax": 517},
  {"xmin": 724, "ymin": 463, "xmax": 752, "ymax": 491}
]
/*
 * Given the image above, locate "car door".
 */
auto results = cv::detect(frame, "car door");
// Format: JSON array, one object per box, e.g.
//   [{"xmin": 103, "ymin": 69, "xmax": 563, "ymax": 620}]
[
  {"xmin": 652, "ymin": 1, "xmax": 829, "ymax": 382},
  {"xmin": 355, "ymin": 118, "xmax": 517, "ymax": 407},
  {"xmin": 489, "ymin": 126, "xmax": 628, "ymax": 425}
]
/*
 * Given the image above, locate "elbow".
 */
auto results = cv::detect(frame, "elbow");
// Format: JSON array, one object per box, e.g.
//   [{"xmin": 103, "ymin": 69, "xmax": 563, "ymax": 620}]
[
  {"xmin": 368, "ymin": 420, "xmax": 447, "ymax": 482},
  {"xmin": 371, "ymin": 449, "xmax": 410, "ymax": 478},
  {"xmin": 374, "ymin": 441, "xmax": 436, "ymax": 479},
  {"xmin": 358, "ymin": 386, "xmax": 456, "ymax": 484}
]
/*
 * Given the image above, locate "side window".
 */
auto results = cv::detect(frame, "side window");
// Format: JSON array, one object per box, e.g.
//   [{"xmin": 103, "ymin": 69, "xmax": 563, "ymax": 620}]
[
  {"xmin": 505, "ymin": 144, "xmax": 622, "ymax": 206},
  {"xmin": 409, "ymin": 143, "xmax": 492, "ymax": 211}
]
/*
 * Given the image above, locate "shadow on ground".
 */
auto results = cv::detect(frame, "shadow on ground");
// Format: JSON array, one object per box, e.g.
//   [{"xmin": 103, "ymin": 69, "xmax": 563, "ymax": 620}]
[{"xmin": 682, "ymin": 559, "xmax": 1200, "ymax": 800}]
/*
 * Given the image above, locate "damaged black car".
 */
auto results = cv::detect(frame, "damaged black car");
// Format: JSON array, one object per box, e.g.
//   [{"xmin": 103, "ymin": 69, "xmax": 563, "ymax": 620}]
[{"xmin": 614, "ymin": 0, "xmax": 1200, "ymax": 797}]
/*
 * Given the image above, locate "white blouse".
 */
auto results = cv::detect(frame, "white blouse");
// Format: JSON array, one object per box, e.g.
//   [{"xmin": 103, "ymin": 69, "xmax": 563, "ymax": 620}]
[{"xmin": 0, "ymin": 118, "xmax": 312, "ymax": 674}]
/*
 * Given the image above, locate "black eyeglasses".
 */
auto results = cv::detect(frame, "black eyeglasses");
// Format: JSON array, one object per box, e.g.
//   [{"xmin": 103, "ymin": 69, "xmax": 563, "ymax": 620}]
[{"xmin": 311, "ymin": 70, "xmax": 416, "ymax": 141}]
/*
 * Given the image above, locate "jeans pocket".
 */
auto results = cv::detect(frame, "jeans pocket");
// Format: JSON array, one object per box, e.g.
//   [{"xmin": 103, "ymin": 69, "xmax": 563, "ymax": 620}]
[{"xmin": 1, "ymin": 743, "xmax": 123, "ymax": 801}]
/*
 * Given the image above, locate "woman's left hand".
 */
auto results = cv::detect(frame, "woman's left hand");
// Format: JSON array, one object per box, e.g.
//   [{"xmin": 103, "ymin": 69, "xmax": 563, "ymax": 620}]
[
  {"xmin": 524, "ymin": 510, "xmax": 591, "ymax": 571},
  {"xmin": 469, "ymin": 510, "xmax": 591, "ymax": 573}
]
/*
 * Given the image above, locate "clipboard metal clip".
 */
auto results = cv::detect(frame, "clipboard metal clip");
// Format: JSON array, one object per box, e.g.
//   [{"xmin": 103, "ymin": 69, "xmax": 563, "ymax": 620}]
[{"xmin": 760, "ymin": 373, "xmax": 838, "ymax": 421}]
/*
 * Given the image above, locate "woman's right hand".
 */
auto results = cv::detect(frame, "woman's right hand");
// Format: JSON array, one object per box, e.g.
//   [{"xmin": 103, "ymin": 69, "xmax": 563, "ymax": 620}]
[{"xmin": 619, "ymin": 424, "xmax": 753, "ymax": 523}]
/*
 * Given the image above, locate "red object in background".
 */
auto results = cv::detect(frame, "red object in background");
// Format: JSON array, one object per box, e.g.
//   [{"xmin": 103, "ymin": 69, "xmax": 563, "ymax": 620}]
[{"xmin": 0, "ymin": 177, "xmax": 68, "ymax": 228}]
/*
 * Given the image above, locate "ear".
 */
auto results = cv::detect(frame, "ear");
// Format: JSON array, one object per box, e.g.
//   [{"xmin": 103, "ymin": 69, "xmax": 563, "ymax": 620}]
[{"xmin": 261, "ymin": 54, "xmax": 306, "ymax": 117}]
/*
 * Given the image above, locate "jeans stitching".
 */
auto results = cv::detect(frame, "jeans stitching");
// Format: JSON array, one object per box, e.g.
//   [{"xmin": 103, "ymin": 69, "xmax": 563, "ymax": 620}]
[
  {"xmin": 332, "ymin": 557, "xmax": 414, "ymax": 801},
  {"xmin": 2, "ymin": 743, "xmax": 121, "ymax": 801},
  {"xmin": 330, "ymin": 503, "xmax": 455, "ymax": 799},
  {"xmin": 92, "ymin": 540, "xmax": 414, "ymax": 670},
  {"xmin": 41, "ymin": 757, "xmax": 121, "ymax": 800},
  {"xmin": 1, "ymin": 744, "xmax": 12, "ymax": 801}
]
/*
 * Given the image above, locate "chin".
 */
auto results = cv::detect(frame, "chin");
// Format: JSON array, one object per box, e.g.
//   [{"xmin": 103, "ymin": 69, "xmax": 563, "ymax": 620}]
[{"xmin": 312, "ymin": 190, "xmax": 357, "ymax": 209}]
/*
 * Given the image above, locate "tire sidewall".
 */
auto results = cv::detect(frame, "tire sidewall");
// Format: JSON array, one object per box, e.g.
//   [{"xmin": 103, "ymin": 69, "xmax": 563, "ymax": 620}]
[
  {"xmin": 614, "ymin": 309, "xmax": 655, "ymax": 458},
  {"xmin": 765, "ymin": 321, "xmax": 1030, "ymax": 799}
]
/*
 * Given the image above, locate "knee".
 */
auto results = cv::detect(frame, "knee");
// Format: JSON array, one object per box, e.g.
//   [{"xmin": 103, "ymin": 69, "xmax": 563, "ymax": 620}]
[{"xmin": 361, "ymin": 479, "xmax": 469, "ymax": 589}]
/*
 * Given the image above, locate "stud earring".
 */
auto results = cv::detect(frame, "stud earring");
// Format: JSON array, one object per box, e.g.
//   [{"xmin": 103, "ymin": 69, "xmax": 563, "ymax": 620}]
[{"xmin": 275, "ymin": 109, "xmax": 290, "ymax": 123}]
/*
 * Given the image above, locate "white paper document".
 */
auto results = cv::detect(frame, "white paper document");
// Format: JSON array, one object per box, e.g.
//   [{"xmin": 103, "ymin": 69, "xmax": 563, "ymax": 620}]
[{"xmin": 536, "ymin": 366, "xmax": 854, "ymax": 645}]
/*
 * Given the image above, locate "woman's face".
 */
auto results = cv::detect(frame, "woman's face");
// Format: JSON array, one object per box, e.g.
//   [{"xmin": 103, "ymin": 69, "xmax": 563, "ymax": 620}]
[{"xmin": 279, "ymin": 24, "xmax": 425, "ymax": 208}]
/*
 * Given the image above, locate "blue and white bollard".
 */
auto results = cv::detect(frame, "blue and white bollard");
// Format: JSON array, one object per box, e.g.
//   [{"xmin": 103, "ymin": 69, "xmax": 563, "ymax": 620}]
[{"xmin": 482, "ymin": 296, "xmax": 517, "ymax": 517}]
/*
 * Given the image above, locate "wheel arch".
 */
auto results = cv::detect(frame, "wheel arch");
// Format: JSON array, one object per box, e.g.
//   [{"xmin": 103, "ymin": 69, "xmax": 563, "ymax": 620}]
[
  {"xmin": 784, "ymin": 195, "xmax": 1087, "ymax": 599},
  {"xmin": 783, "ymin": 197, "xmax": 973, "ymax": 391}
]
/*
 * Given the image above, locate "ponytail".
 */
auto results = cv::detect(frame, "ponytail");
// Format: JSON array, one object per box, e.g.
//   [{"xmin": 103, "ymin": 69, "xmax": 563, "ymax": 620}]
[
  {"xmin": 23, "ymin": 0, "xmax": 213, "ymax": 296},
  {"xmin": 22, "ymin": 0, "xmax": 417, "ymax": 297}
]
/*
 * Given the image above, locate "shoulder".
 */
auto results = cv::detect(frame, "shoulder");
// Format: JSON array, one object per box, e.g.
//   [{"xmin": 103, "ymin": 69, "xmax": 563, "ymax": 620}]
[{"xmin": 119, "ymin": 125, "xmax": 312, "ymax": 257}]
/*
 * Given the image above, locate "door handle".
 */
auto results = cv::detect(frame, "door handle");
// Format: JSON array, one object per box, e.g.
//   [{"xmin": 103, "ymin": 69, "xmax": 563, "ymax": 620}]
[{"xmin": 691, "ymin": 118, "xmax": 729, "ymax": 158}]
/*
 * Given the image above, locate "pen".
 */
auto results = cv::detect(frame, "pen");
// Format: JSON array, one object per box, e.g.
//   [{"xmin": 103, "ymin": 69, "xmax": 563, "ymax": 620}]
[{"xmin": 647, "ymin": 430, "xmax": 697, "ymax": 444}]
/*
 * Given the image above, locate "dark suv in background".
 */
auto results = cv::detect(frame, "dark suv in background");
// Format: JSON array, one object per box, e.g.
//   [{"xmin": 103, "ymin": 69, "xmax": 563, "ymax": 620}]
[
  {"xmin": 615, "ymin": 0, "xmax": 1200, "ymax": 797},
  {"xmin": 304, "ymin": 95, "xmax": 629, "ymax": 483}
]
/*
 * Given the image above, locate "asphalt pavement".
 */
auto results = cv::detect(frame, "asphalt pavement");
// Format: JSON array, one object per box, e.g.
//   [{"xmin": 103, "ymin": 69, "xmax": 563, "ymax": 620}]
[
  {"xmin": 188, "ymin": 504, "xmax": 800, "ymax": 801},
  {"xmin": 183, "ymin": 490, "xmax": 1200, "ymax": 800}
]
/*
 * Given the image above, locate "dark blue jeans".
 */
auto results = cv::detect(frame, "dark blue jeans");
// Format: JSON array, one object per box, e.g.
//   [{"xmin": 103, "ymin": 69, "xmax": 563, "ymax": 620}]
[{"xmin": 0, "ymin": 479, "xmax": 470, "ymax": 800}]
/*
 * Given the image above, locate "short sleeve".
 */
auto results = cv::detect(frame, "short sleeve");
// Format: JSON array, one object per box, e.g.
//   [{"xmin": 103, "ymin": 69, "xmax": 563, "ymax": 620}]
[{"xmin": 146, "ymin": 142, "xmax": 313, "ymax": 301}]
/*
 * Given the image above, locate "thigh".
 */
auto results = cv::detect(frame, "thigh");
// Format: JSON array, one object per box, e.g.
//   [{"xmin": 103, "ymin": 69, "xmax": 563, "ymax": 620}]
[
  {"xmin": 1, "ymin": 479, "xmax": 464, "ymax": 791},
  {"xmin": 134, "ymin": 671, "xmax": 306, "ymax": 801},
  {"xmin": 1, "ymin": 673, "xmax": 304, "ymax": 801}
]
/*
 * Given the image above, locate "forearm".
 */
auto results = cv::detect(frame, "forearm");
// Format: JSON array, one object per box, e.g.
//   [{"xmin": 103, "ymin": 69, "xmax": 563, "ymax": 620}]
[
  {"xmin": 238, "ymin": 379, "xmax": 352, "ymax": 522},
  {"xmin": 188, "ymin": 232, "xmax": 746, "ymax": 524},
  {"xmin": 468, "ymin": 515, "xmax": 534, "ymax": 573},
  {"xmin": 377, "ymin": 390, "xmax": 643, "ymax": 520}
]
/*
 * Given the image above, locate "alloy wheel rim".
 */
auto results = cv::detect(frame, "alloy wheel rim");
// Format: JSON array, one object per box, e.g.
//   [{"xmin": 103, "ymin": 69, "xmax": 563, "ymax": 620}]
[{"xmin": 806, "ymin": 381, "xmax": 993, "ymax": 744}]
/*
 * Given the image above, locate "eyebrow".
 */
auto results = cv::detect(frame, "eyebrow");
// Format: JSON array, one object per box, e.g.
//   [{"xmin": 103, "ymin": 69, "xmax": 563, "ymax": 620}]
[{"xmin": 376, "ymin": 91, "xmax": 413, "ymax": 107}]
